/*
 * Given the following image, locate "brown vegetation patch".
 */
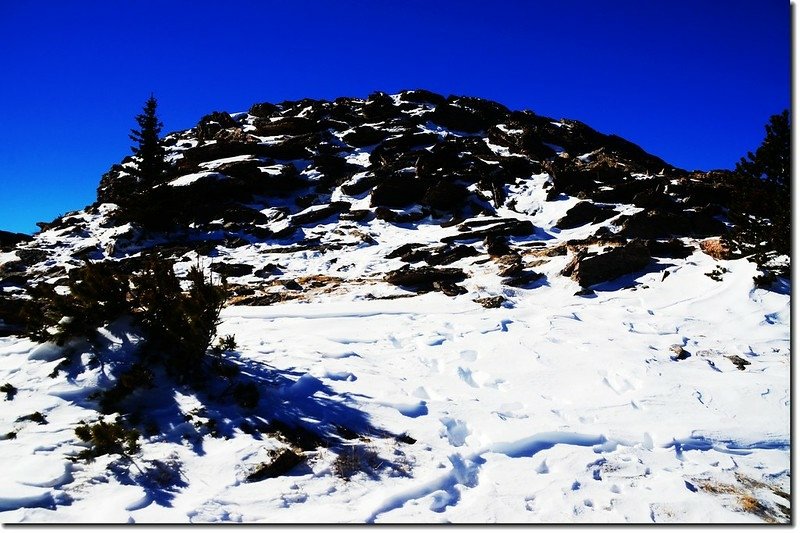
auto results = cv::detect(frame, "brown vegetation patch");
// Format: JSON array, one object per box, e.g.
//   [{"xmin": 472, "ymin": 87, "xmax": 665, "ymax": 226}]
[{"xmin": 700, "ymin": 238, "xmax": 732, "ymax": 260}]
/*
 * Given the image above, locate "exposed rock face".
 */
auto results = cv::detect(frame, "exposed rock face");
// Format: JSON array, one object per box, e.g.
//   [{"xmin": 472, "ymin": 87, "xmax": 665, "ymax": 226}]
[
  {"xmin": 0, "ymin": 230, "xmax": 31, "ymax": 251},
  {"xmin": 9, "ymin": 88, "xmax": 784, "ymax": 321},
  {"xmin": 562, "ymin": 241, "xmax": 652, "ymax": 287},
  {"xmin": 385, "ymin": 266, "xmax": 467, "ymax": 290},
  {"xmin": 196, "ymin": 111, "xmax": 240, "ymax": 141},
  {"xmin": 555, "ymin": 201, "xmax": 618, "ymax": 229}
]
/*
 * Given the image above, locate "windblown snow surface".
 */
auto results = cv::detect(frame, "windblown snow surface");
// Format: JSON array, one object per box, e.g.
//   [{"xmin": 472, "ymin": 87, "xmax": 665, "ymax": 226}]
[
  {"xmin": 0, "ymin": 218, "xmax": 789, "ymax": 524},
  {"xmin": 0, "ymin": 93, "xmax": 790, "ymax": 523}
]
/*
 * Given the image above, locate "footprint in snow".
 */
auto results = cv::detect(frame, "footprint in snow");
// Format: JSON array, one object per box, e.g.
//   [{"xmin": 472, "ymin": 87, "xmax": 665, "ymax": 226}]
[
  {"xmin": 524, "ymin": 496, "xmax": 536, "ymax": 512},
  {"xmin": 457, "ymin": 367, "xmax": 479, "ymax": 388},
  {"xmin": 440, "ymin": 417, "xmax": 470, "ymax": 447}
]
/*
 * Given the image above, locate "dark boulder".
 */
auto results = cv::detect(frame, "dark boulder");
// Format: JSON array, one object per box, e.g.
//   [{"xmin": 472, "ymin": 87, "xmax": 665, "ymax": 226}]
[
  {"xmin": 504, "ymin": 270, "xmax": 546, "ymax": 288},
  {"xmin": 385, "ymin": 265, "xmax": 467, "ymax": 289},
  {"xmin": 294, "ymin": 194, "xmax": 318, "ymax": 209},
  {"xmin": 370, "ymin": 132, "xmax": 439, "ymax": 166},
  {"xmin": 253, "ymin": 116, "xmax": 320, "ymax": 137},
  {"xmin": 422, "ymin": 181, "xmax": 470, "ymax": 212},
  {"xmin": 248, "ymin": 102, "xmax": 280, "ymax": 118},
  {"xmin": 555, "ymin": 201, "xmax": 618, "ymax": 229},
  {"xmin": 592, "ymin": 178, "xmax": 664, "ymax": 204},
  {"xmin": 182, "ymin": 141, "xmax": 273, "ymax": 165},
  {"xmin": 371, "ymin": 176, "xmax": 427, "ymax": 208},
  {"xmin": 547, "ymin": 159, "xmax": 629, "ymax": 197},
  {"xmin": 645, "ymin": 239, "xmax": 694, "ymax": 259},
  {"xmin": 727, "ymin": 355, "xmax": 752, "ymax": 371},
  {"xmin": 213, "ymin": 128, "xmax": 260, "ymax": 145},
  {"xmin": 363, "ymin": 91, "xmax": 400, "ymax": 121},
  {"xmin": 386, "ymin": 243, "xmax": 427, "ymax": 260},
  {"xmin": 474, "ymin": 296, "xmax": 506, "ymax": 308},
  {"xmin": 632, "ymin": 188, "xmax": 680, "ymax": 212},
  {"xmin": 374, "ymin": 207, "xmax": 429, "ymax": 224},
  {"xmin": 424, "ymin": 245, "xmax": 479, "ymax": 266},
  {"xmin": 618, "ymin": 210, "xmax": 692, "ymax": 239},
  {"xmin": 0, "ymin": 230, "xmax": 32, "ymax": 251},
  {"xmin": 448, "ymin": 95, "xmax": 510, "ymax": 123},
  {"xmin": 211, "ymin": 263, "xmax": 254, "ymax": 278},
  {"xmin": 562, "ymin": 241, "xmax": 651, "ymax": 287},
  {"xmin": 485, "ymin": 235, "xmax": 511, "ymax": 256},
  {"xmin": 342, "ymin": 126, "xmax": 393, "ymax": 147},
  {"xmin": 430, "ymin": 102, "xmax": 489, "ymax": 133},
  {"xmin": 496, "ymin": 253, "xmax": 524, "ymax": 277},
  {"xmin": 291, "ymin": 202, "xmax": 351, "ymax": 225},
  {"xmin": 196, "ymin": 111, "xmax": 240, "ymax": 141},
  {"xmin": 432, "ymin": 281, "xmax": 468, "ymax": 296},
  {"xmin": 340, "ymin": 174, "xmax": 381, "ymax": 196},
  {"xmin": 282, "ymin": 279, "xmax": 304, "ymax": 291},
  {"xmin": 619, "ymin": 209, "xmax": 725, "ymax": 239},
  {"xmin": 309, "ymin": 154, "xmax": 361, "ymax": 189},
  {"xmin": 443, "ymin": 219, "xmax": 535, "ymax": 243},
  {"xmin": 15, "ymin": 248, "xmax": 49, "ymax": 266},
  {"xmin": 259, "ymin": 133, "xmax": 321, "ymax": 160},
  {"xmin": 214, "ymin": 160, "xmax": 266, "ymax": 182},
  {"xmin": 398, "ymin": 89, "xmax": 446, "ymax": 106},
  {"xmin": 487, "ymin": 125, "xmax": 557, "ymax": 160},
  {"xmin": 415, "ymin": 143, "xmax": 467, "ymax": 180},
  {"xmin": 339, "ymin": 209, "xmax": 372, "ymax": 222}
]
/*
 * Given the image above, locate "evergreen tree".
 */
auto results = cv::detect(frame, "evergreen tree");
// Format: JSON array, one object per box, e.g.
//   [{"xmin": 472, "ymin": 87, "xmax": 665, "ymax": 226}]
[
  {"xmin": 736, "ymin": 110, "xmax": 790, "ymax": 189},
  {"xmin": 129, "ymin": 95, "xmax": 168, "ymax": 187},
  {"xmin": 724, "ymin": 110, "xmax": 791, "ymax": 276}
]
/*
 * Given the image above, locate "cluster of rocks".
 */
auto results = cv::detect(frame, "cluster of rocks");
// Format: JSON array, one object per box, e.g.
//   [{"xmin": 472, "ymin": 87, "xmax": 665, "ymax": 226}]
[{"xmin": 0, "ymin": 89, "xmax": 747, "ymax": 333}]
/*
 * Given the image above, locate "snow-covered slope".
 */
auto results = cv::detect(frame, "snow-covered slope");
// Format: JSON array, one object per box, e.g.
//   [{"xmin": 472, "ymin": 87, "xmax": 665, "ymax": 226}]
[{"xmin": 0, "ymin": 91, "xmax": 790, "ymax": 523}]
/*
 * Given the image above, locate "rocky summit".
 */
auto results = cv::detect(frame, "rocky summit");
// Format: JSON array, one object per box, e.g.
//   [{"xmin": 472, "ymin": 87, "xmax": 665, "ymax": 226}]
[
  {"xmin": 0, "ymin": 91, "xmax": 789, "ymax": 523},
  {"xmin": 1, "ymin": 90, "xmax": 756, "ymax": 313}
]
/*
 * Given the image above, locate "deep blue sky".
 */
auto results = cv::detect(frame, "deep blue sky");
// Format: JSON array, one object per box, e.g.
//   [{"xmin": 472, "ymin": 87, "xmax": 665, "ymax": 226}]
[{"xmin": 0, "ymin": 0, "xmax": 790, "ymax": 234}]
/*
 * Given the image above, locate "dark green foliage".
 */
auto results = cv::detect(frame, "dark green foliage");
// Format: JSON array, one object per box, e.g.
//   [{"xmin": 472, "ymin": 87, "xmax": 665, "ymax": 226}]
[
  {"xmin": 20, "ymin": 256, "xmax": 229, "ymax": 392},
  {"xmin": 211, "ymin": 334, "xmax": 237, "ymax": 356},
  {"xmin": 1, "ymin": 382, "xmax": 17, "ymax": 400},
  {"xmin": 724, "ymin": 110, "xmax": 790, "ymax": 275},
  {"xmin": 113, "ymin": 96, "xmax": 176, "ymax": 230},
  {"xmin": 64, "ymin": 261, "xmax": 130, "ymax": 339},
  {"xmin": 129, "ymin": 95, "xmax": 168, "ymax": 188},
  {"xmin": 21, "ymin": 261, "xmax": 130, "ymax": 345},
  {"xmin": 704, "ymin": 266, "xmax": 729, "ymax": 282},
  {"xmin": 131, "ymin": 258, "xmax": 227, "ymax": 381},
  {"xmin": 736, "ymin": 110, "xmax": 790, "ymax": 190},
  {"xmin": 74, "ymin": 420, "xmax": 140, "ymax": 460},
  {"xmin": 17, "ymin": 412, "xmax": 47, "ymax": 425},
  {"xmin": 99, "ymin": 364, "xmax": 156, "ymax": 414},
  {"xmin": 19, "ymin": 282, "xmax": 71, "ymax": 343}
]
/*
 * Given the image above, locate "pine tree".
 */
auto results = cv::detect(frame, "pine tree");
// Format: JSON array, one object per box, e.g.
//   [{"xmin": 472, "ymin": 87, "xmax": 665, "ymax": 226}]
[
  {"xmin": 724, "ymin": 110, "xmax": 790, "ymax": 276},
  {"xmin": 736, "ymin": 110, "xmax": 790, "ymax": 190},
  {"xmin": 129, "ymin": 94, "xmax": 167, "ymax": 187}
]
